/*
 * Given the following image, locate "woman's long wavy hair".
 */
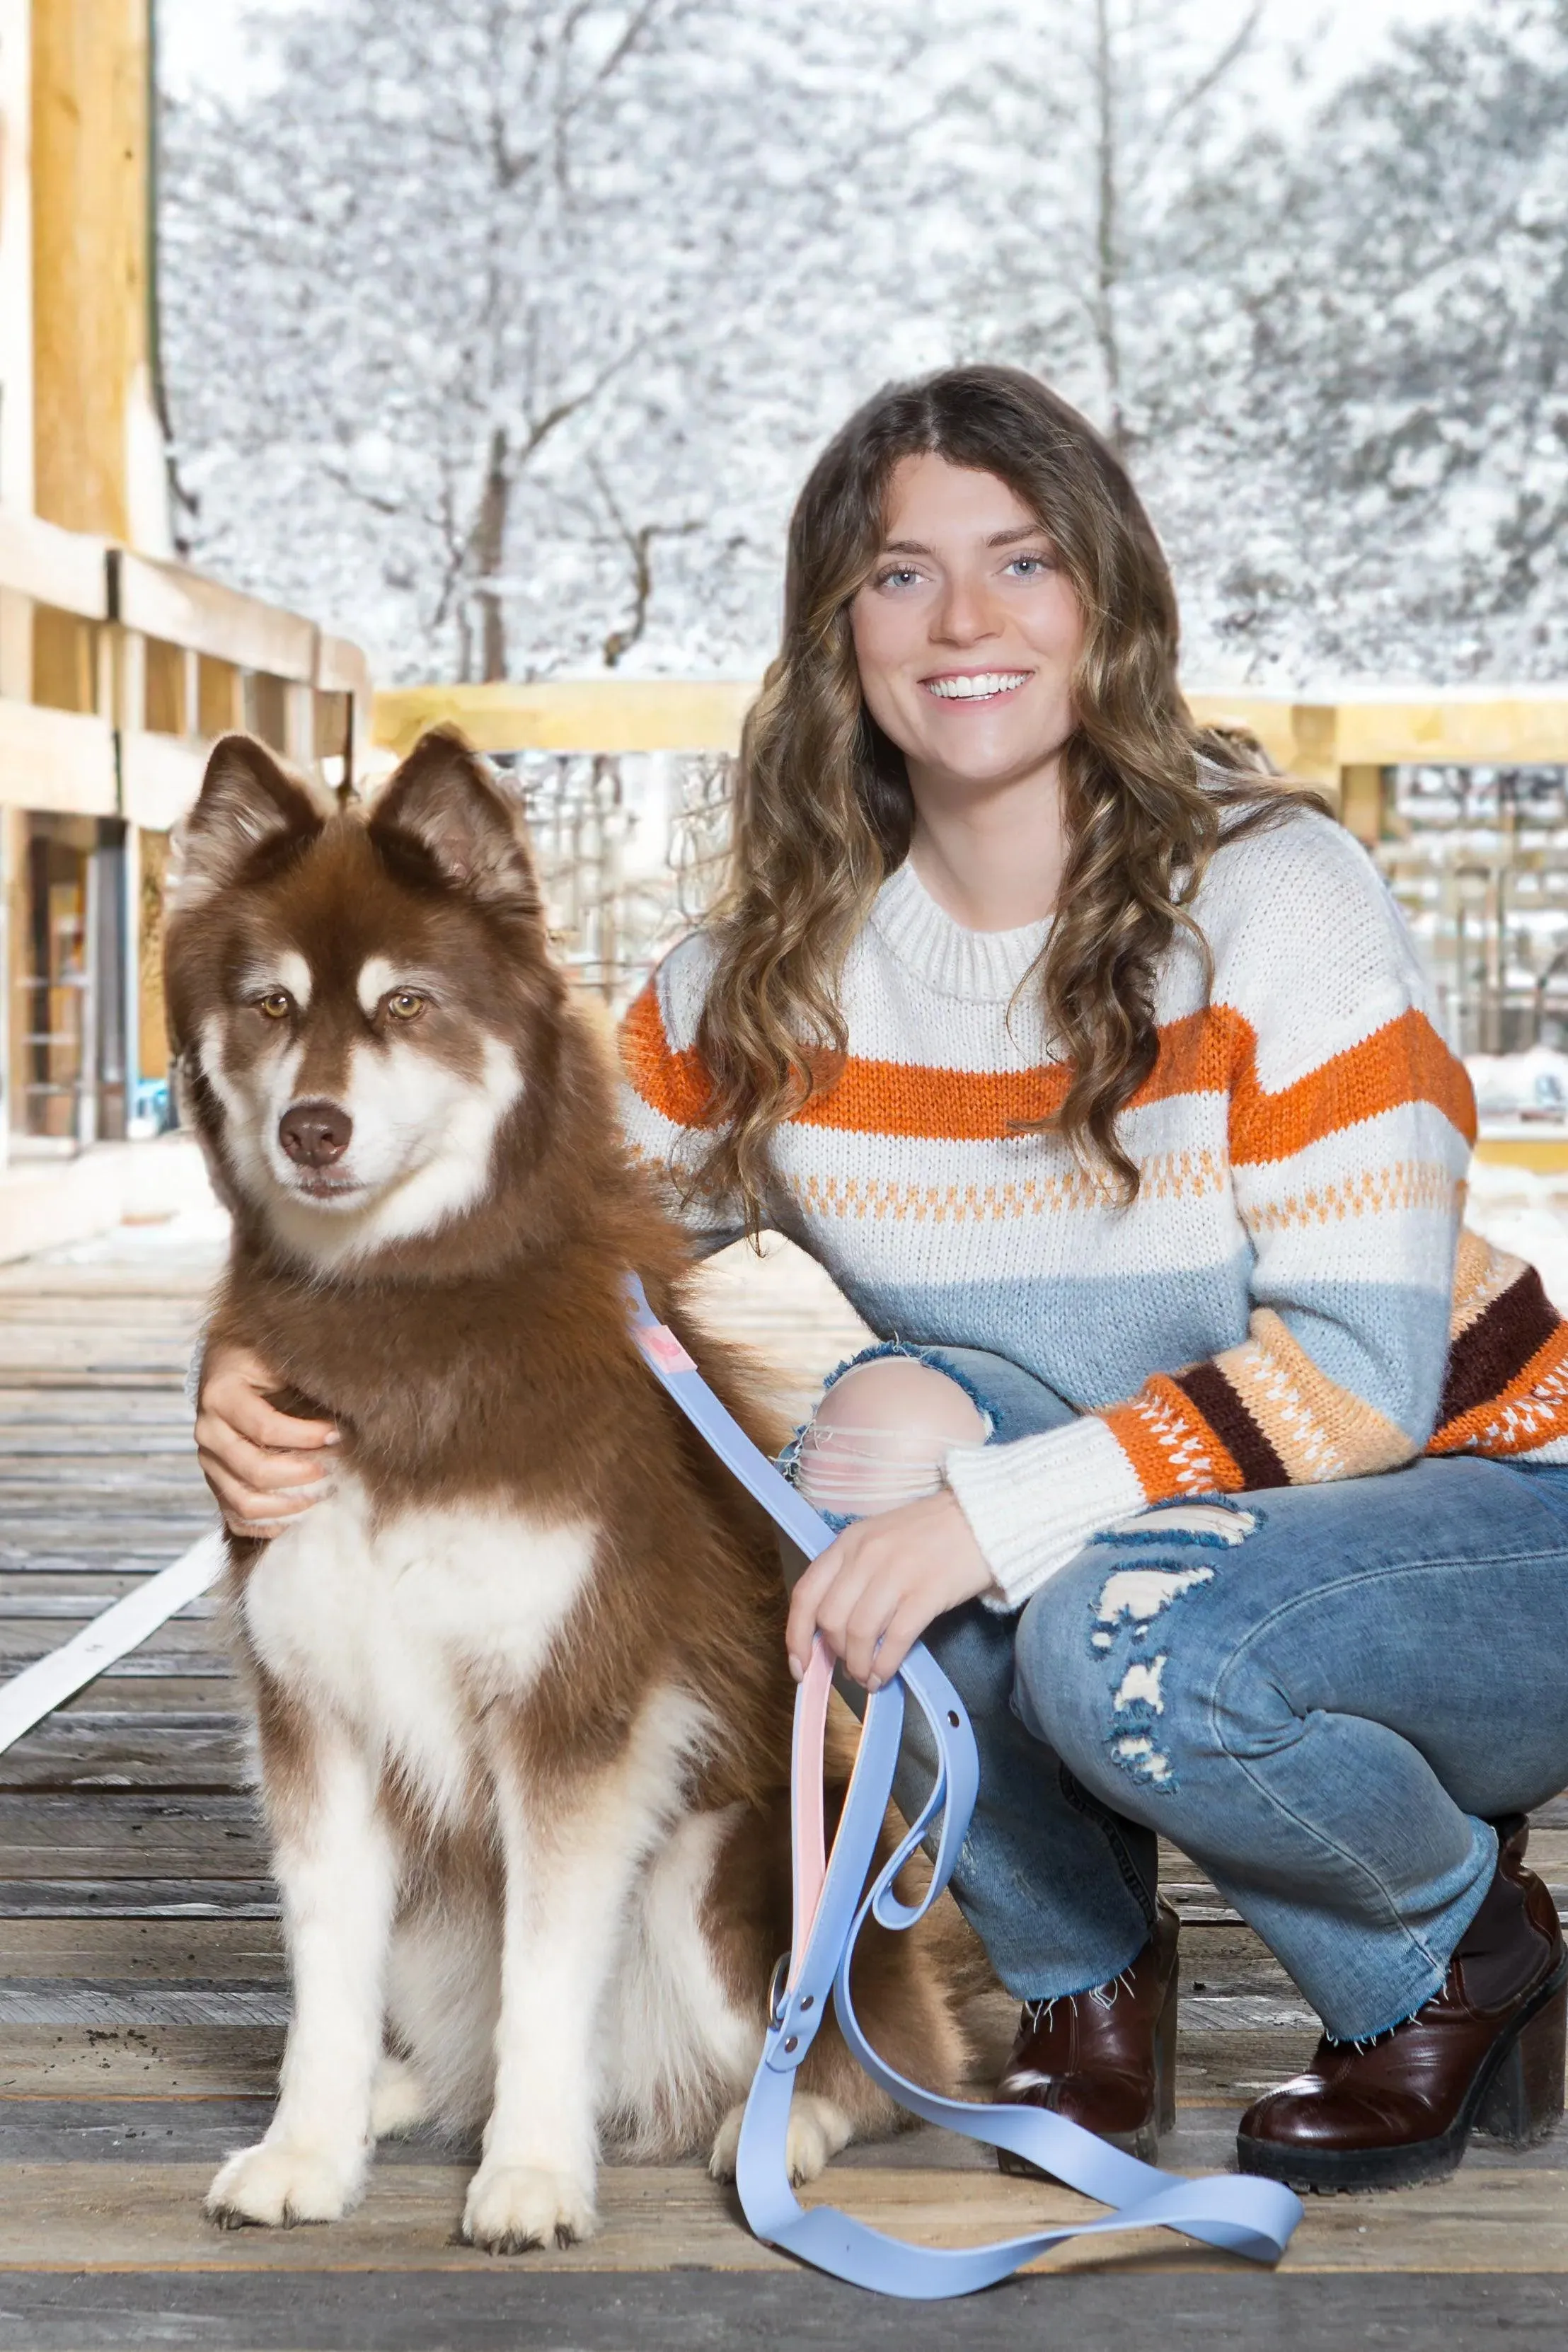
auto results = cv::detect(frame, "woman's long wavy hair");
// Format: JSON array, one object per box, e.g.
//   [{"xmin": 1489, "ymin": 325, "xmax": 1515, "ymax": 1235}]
[{"xmin": 691, "ymin": 365, "xmax": 1307, "ymax": 1230}]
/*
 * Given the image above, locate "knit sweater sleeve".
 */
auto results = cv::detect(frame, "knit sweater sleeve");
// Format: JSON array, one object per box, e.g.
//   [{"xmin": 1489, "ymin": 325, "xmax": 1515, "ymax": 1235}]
[
  {"xmin": 944, "ymin": 817, "xmax": 1477, "ymax": 1610},
  {"xmin": 617, "ymin": 932, "xmax": 751, "ymax": 1258}
]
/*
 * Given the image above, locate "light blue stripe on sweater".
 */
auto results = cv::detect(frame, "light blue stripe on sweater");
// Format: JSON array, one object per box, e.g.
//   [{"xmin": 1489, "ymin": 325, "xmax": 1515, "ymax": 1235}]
[{"xmin": 826, "ymin": 1256, "xmax": 1255, "ymax": 1410}]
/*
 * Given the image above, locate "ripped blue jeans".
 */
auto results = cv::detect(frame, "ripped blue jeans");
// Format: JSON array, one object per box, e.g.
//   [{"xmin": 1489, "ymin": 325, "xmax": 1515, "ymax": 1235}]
[{"xmin": 804, "ymin": 1341, "xmax": 1568, "ymax": 2043}]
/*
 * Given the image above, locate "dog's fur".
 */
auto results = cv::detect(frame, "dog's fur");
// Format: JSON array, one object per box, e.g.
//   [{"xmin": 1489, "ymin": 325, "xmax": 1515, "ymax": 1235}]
[{"xmin": 164, "ymin": 728, "xmax": 965, "ymax": 2252}]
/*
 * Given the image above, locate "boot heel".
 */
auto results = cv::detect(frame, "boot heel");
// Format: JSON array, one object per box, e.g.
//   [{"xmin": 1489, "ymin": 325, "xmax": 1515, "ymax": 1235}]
[
  {"xmin": 1155, "ymin": 1958, "xmax": 1179, "ymax": 2136},
  {"xmin": 1475, "ymin": 1977, "xmax": 1567, "ymax": 2148}
]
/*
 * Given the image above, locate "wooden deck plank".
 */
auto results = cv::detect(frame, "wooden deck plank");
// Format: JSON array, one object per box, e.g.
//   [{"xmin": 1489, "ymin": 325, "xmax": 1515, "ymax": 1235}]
[
  {"xmin": 0, "ymin": 1712, "xmax": 246, "ymax": 1790},
  {"xmin": 0, "ymin": 1919, "xmax": 282, "ymax": 1980},
  {"xmin": 4, "ymin": 1215, "xmax": 1568, "ymax": 2337},
  {"xmin": 0, "ymin": 1882, "xmax": 274, "ymax": 1919},
  {"xmin": 3, "ymin": 2271, "xmax": 1566, "ymax": 2352},
  {"xmin": 0, "ymin": 2153, "xmax": 1564, "ymax": 2276},
  {"xmin": 0, "ymin": 2027, "xmax": 284, "ymax": 2096}
]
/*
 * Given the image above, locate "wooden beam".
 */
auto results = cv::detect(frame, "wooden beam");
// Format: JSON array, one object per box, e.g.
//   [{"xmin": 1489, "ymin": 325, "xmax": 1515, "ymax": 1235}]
[
  {"xmin": 117, "ymin": 732, "xmax": 208, "ymax": 831},
  {"xmin": 1335, "ymin": 692, "xmax": 1568, "ymax": 768},
  {"xmin": 1187, "ymin": 690, "xmax": 1568, "ymax": 781},
  {"xmin": 315, "ymin": 634, "xmax": 374, "ymax": 700},
  {"xmin": 373, "ymin": 678, "xmax": 760, "ymax": 758},
  {"xmin": 30, "ymin": 0, "xmax": 163, "ymax": 546},
  {"xmin": 379, "ymin": 682, "xmax": 1568, "ymax": 775},
  {"xmin": 0, "ymin": 701, "xmax": 116, "ymax": 815},
  {"xmin": 112, "ymin": 553, "xmax": 318, "ymax": 682},
  {"xmin": 0, "ymin": 0, "xmax": 35, "ymax": 516},
  {"xmin": 0, "ymin": 507, "xmax": 108, "ymax": 619}
]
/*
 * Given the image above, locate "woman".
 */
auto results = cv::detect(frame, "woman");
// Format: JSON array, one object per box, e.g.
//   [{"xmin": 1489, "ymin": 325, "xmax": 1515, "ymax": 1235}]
[{"xmin": 197, "ymin": 366, "xmax": 1568, "ymax": 2196}]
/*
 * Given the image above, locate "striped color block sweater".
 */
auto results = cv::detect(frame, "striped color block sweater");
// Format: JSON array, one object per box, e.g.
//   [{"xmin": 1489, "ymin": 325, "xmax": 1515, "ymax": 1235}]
[{"xmin": 618, "ymin": 809, "xmax": 1568, "ymax": 1610}]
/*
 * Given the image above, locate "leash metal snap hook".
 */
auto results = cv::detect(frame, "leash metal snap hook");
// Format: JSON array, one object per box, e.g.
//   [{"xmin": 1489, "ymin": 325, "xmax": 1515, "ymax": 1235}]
[{"xmin": 767, "ymin": 1951, "xmax": 792, "ymax": 2027}]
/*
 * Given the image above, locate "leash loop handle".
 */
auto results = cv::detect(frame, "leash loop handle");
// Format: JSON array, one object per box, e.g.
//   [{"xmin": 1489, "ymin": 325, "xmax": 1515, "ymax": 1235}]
[{"xmin": 626, "ymin": 1275, "xmax": 1302, "ymax": 2298}]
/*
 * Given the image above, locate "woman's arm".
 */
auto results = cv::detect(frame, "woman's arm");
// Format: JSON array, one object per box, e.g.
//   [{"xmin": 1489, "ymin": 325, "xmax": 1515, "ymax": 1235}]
[
  {"xmin": 945, "ymin": 819, "xmax": 1479, "ymax": 1610},
  {"xmin": 618, "ymin": 938, "xmax": 752, "ymax": 1255},
  {"xmin": 195, "ymin": 1344, "xmax": 338, "ymax": 1534}
]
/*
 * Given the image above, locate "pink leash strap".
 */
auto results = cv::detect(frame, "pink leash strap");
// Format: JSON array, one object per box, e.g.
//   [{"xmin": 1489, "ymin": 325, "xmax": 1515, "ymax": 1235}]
[{"xmin": 786, "ymin": 1642, "xmax": 833, "ymax": 1989}]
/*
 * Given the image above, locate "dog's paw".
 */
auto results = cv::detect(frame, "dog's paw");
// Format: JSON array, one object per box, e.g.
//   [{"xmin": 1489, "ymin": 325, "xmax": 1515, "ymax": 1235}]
[
  {"xmin": 204, "ymin": 2138, "xmax": 364, "ymax": 2229},
  {"xmin": 783, "ymin": 2092, "xmax": 854, "ymax": 2187},
  {"xmin": 708, "ymin": 2091, "xmax": 853, "ymax": 2188},
  {"xmin": 708, "ymin": 2103, "xmax": 744, "ymax": 2182},
  {"xmin": 370, "ymin": 2053, "xmax": 430, "ymax": 2140},
  {"xmin": 461, "ymin": 2162, "xmax": 597, "ymax": 2254}
]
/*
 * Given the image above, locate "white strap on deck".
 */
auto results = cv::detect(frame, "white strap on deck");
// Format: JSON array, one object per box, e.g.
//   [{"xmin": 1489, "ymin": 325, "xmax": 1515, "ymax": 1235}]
[{"xmin": 0, "ymin": 1530, "xmax": 226, "ymax": 1758}]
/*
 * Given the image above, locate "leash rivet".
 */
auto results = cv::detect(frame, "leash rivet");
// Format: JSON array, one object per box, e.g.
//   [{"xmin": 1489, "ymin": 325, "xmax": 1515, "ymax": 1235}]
[
  {"xmin": 800, "ymin": 1994, "xmax": 814, "ymax": 2010},
  {"xmin": 784, "ymin": 2035, "xmax": 799, "ymax": 2053},
  {"xmin": 947, "ymin": 1710, "xmax": 960, "ymax": 1726}
]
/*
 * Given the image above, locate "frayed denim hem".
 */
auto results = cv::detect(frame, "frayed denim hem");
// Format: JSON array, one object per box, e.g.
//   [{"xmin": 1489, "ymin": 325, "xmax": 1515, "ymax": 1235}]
[
  {"xmin": 817, "ymin": 1339, "xmax": 998, "ymax": 1435},
  {"xmin": 1320, "ymin": 1822, "xmax": 1500, "ymax": 2046},
  {"xmin": 776, "ymin": 1337, "xmax": 1000, "ymax": 1498},
  {"xmin": 1001, "ymin": 1923, "xmax": 1153, "ymax": 2009}
]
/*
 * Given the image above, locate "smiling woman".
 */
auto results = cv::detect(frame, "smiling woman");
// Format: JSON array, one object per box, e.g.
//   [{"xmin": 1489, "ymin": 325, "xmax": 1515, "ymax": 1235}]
[
  {"xmin": 614, "ymin": 362, "xmax": 1568, "ymax": 2199},
  {"xmin": 684, "ymin": 368, "xmax": 1291, "ymax": 1218},
  {"xmin": 848, "ymin": 456, "xmax": 1081, "ymax": 931}
]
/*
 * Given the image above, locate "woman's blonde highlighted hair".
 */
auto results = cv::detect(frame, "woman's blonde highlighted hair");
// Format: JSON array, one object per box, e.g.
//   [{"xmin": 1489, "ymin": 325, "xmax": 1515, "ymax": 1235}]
[{"xmin": 691, "ymin": 365, "xmax": 1306, "ymax": 1230}]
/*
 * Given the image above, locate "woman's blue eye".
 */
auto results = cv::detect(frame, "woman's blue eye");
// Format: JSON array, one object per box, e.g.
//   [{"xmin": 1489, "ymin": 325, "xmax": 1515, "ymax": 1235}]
[
  {"xmin": 1008, "ymin": 555, "xmax": 1053, "ymax": 577},
  {"xmin": 878, "ymin": 567, "xmax": 920, "ymax": 589}
]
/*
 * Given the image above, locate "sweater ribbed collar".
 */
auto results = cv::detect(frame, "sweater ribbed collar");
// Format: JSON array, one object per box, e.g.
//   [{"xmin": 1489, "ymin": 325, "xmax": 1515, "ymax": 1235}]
[{"xmin": 867, "ymin": 860, "xmax": 1052, "ymax": 1003}]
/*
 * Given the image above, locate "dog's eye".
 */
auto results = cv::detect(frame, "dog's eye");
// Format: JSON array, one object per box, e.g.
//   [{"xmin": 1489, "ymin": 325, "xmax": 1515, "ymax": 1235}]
[
  {"xmin": 385, "ymin": 991, "xmax": 427, "ymax": 1022},
  {"xmin": 255, "ymin": 991, "xmax": 293, "ymax": 1021}
]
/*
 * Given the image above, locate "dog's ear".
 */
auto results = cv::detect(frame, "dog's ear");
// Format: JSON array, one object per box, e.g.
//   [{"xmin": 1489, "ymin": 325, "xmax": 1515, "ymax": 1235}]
[
  {"xmin": 368, "ymin": 729, "xmax": 542, "ymax": 914},
  {"xmin": 169, "ymin": 736, "xmax": 327, "ymax": 912}
]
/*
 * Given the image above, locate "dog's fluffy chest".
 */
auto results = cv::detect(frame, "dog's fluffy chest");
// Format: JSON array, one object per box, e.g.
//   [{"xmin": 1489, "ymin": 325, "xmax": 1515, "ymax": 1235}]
[{"xmin": 242, "ymin": 1473, "xmax": 598, "ymax": 1804}]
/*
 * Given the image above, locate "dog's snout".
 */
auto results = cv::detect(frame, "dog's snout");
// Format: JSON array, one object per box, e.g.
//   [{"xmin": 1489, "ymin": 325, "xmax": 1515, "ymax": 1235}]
[{"xmin": 279, "ymin": 1099, "xmax": 354, "ymax": 1169}]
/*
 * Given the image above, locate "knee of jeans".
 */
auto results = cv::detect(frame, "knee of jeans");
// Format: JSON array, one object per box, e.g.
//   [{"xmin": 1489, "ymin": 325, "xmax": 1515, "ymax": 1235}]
[
  {"xmin": 792, "ymin": 1356, "xmax": 988, "ymax": 1520},
  {"xmin": 1015, "ymin": 1496, "xmax": 1269, "ymax": 1799},
  {"xmin": 1012, "ymin": 1572, "xmax": 1108, "ymax": 1770}
]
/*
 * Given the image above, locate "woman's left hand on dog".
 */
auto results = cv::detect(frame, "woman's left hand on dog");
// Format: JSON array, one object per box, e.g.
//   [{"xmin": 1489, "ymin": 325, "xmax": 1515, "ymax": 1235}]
[{"xmin": 785, "ymin": 1489, "xmax": 997, "ymax": 1690}]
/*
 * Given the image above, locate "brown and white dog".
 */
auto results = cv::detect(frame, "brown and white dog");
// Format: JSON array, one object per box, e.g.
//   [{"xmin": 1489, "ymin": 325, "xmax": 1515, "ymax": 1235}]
[{"xmin": 163, "ymin": 729, "xmax": 964, "ymax": 2252}]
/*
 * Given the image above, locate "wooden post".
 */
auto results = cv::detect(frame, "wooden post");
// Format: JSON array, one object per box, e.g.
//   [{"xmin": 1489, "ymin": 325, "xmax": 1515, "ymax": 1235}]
[
  {"xmin": 1339, "ymin": 764, "xmax": 1387, "ymax": 846},
  {"xmin": 0, "ymin": 0, "xmax": 35, "ymax": 515},
  {"xmin": 31, "ymin": 0, "xmax": 169, "ymax": 550}
]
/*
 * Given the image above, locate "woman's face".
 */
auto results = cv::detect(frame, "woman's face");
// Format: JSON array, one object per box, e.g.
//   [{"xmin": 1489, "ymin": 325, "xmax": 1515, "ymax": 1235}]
[{"xmin": 849, "ymin": 452, "xmax": 1084, "ymax": 794}]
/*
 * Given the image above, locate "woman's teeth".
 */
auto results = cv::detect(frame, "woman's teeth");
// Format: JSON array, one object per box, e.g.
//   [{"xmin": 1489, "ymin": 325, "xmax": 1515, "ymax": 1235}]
[{"xmin": 923, "ymin": 671, "xmax": 1030, "ymax": 701}]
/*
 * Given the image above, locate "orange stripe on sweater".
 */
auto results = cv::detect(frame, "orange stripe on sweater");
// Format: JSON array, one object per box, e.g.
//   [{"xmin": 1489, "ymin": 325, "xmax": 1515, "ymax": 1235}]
[
  {"xmin": 1230, "ymin": 1010, "xmax": 1475, "ymax": 1168},
  {"xmin": 621, "ymin": 980, "xmax": 1473, "ymax": 1159},
  {"xmin": 751, "ymin": 1005, "xmax": 1242, "ymax": 1143},
  {"xmin": 620, "ymin": 981, "xmax": 713, "ymax": 1126},
  {"xmin": 1100, "ymin": 1377, "xmax": 1247, "ymax": 1502}
]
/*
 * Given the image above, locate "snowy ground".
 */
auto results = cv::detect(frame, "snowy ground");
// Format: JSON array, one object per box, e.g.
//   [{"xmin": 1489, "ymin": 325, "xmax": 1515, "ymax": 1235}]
[{"xmin": 1465, "ymin": 1158, "xmax": 1568, "ymax": 1313}]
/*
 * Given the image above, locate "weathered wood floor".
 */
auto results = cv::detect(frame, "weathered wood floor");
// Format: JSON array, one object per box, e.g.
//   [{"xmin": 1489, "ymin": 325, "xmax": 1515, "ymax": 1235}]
[{"xmin": 0, "ymin": 1202, "xmax": 1566, "ymax": 2348}]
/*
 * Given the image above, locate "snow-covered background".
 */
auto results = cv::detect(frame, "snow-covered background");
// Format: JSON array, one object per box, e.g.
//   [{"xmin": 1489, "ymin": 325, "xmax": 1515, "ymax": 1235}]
[{"xmin": 154, "ymin": 0, "xmax": 1568, "ymax": 690}]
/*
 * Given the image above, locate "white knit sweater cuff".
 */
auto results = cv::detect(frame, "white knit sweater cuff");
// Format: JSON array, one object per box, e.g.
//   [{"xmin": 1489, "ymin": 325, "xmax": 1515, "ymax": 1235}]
[{"xmin": 943, "ymin": 1416, "xmax": 1148, "ymax": 1612}]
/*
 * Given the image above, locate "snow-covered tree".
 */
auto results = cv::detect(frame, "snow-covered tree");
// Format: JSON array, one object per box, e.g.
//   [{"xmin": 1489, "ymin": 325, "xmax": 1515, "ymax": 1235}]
[
  {"xmin": 944, "ymin": 0, "xmax": 1267, "ymax": 455},
  {"xmin": 160, "ymin": 0, "xmax": 965, "ymax": 680},
  {"xmin": 159, "ymin": 0, "xmax": 1568, "ymax": 689},
  {"xmin": 1167, "ymin": 0, "xmax": 1568, "ymax": 680}
]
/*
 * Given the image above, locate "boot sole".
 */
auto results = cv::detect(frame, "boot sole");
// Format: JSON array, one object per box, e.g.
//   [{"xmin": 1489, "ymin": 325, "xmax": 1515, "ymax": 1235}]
[
  {"xmin": 997, "ymin": 1952, "xmax": 1178, "ymax": 2181},
  {"xmin": 1236, "ymin": 1950, "xmax": 1568, "ymax": 2196}
]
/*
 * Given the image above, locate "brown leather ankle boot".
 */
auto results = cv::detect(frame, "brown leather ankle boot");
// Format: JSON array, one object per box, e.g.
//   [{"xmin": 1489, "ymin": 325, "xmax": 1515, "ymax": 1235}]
[
  {"xmin": 1238, "ymin": 1829, "xmax": 1567, "ymax": 2193},
  {"xmin": 995, "ymin": 1898, "xmax": 1179, "ymax": 2172}
]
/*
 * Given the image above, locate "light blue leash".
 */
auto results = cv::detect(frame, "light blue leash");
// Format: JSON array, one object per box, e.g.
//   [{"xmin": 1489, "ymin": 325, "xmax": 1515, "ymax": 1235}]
[{"xmin": 626, "ymin": 1275, "xmax": 1301, "ymax": 2297}]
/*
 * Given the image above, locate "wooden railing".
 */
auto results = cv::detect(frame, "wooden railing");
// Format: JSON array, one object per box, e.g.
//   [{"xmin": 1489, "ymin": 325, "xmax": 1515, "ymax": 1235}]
[
  {"xmin": 374, "ymin": 679, "xmax": 1568, "ymax": 843},
  {"xmin": 0, "ymin": 510, "xmax": 372, "ymax": 824},
  {"xmin": 0, "ymin": 509, "xmax": 371, "ymax": 1153},
  {"xmin": 372, "ymin": 681, "xmax": 1568, "ymax": 1063}
]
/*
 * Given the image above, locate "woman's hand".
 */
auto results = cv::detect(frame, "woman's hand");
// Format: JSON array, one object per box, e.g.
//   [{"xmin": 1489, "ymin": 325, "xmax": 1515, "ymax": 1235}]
[
  {"xmin": 785, "ymin": 1487, "xmax": 997, "ymax": 1690},
  {"xmin": 195, "ymin": 1342, "xmax": 338, "ymax": 1537}
]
